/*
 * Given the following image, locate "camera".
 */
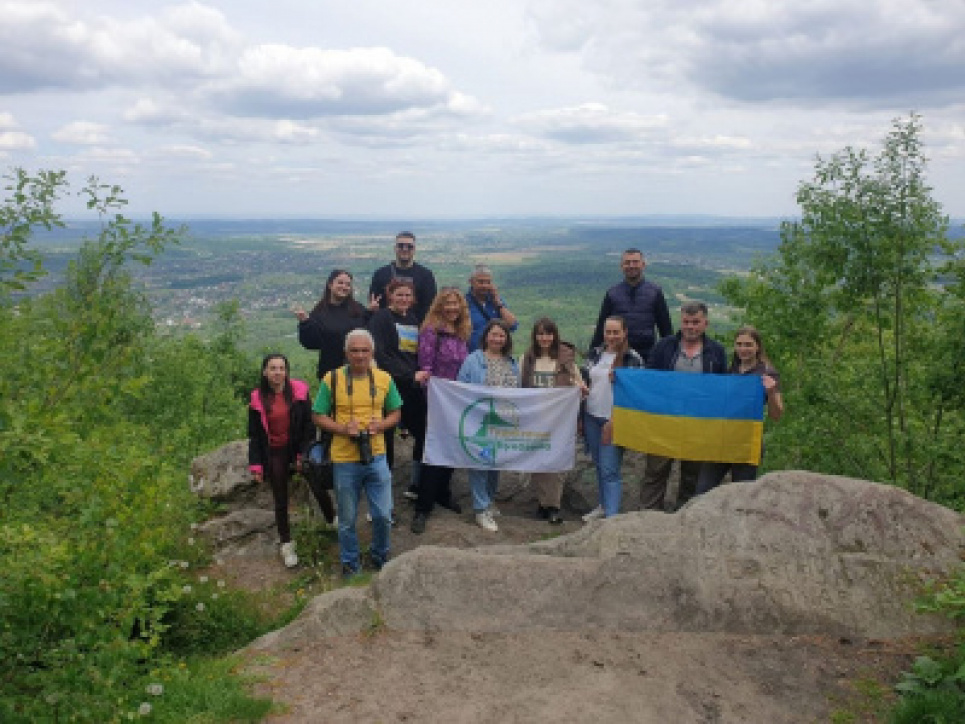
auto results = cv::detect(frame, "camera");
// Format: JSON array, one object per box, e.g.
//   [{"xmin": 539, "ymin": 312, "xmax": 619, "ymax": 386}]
[{"xmin": 355, "ymin": 430, "xmax": 374, "ymax": 465}]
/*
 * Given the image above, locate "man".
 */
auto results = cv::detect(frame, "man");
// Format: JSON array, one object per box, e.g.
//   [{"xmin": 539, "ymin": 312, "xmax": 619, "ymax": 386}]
[
  {"xmin": 369, "ymin": 231, "xmax": 437, "ymax": 324},
  {"xmin": 466, "ymin": 264, "xmax": 518, "ymax": 351},
  {"xmin": 313, "ymin": 329, "xmax": 402, "ymax": 576},
  {"xmin": 639, "ymin": 301, "xmax": 727, "ymax": 512},
  {"xmin": 590, "ymin": 248, "xmax": 673, "ymax": 361}
]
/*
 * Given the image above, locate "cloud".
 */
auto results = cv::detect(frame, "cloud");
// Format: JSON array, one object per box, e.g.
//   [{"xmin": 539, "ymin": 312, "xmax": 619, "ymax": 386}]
[
  {"xmin": 0, "ymin": 1, "xmax": 239, "ymax": 93},
  {"xmin": 514, "ymin": 103, "xmax": 668, "ymax": 144},
  {"xmin": 205, "ymin": 44, "xmax": 477, "ymax": 119},
  {"xmin": 156, "ymin": 144, "xmax": 213, "ymax": 160},
  {"xmin": 526, "ymin": 0, "xmax": 965, "ymax": 108},
  {"xmin": 0, "ymin": 112, "xmax": 35, "ymax": 149},
  {"xmin": 122, "ymin": 98, "xmax": 190, "ymax": 126},
  {"xmin": 52, "ymin": 120, "xmax": 111, "ymax": 145},
  {"xmin": 0, "ymin": 130, "xmax": 35, "ymax": 150}
]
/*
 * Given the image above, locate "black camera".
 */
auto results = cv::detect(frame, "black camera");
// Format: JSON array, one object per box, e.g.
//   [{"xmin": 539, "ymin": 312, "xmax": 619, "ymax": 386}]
[{"xmin": 355, "ymin": 430, "xmax": 374, "ymax": 465}]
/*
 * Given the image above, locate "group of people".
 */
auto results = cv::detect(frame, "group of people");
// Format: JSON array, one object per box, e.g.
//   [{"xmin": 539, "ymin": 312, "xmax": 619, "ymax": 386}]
[{"xmin": 247, "ymin": 237, "xmax": 784, "ymax": 575}]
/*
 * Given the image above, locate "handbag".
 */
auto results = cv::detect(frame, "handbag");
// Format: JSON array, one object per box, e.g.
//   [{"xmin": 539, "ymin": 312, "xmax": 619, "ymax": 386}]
[
  {"xmin": 301, "ymin": 368, "xmax": 338, "ymax": 492},
  {"xmin": 302, "ymin": 429, "xmax": 334, "ymax": 492}
]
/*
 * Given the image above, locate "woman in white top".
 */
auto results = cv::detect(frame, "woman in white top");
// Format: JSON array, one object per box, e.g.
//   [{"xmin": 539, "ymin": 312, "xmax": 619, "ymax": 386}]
[{"xmin": 581, "ymin": 316, "xmax": 643, "ymax": 520}]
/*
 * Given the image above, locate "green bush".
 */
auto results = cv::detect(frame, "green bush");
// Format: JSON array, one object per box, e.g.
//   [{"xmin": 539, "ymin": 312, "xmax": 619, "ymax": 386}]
[{"xmin": 0, "ymin": 171, "xmax": 278, "ymax": 722}]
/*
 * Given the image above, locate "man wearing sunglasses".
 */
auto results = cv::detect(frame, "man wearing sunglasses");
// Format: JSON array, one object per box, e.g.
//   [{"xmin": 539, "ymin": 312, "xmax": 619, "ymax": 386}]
[{"xmin": 369, "ymin": 231, "xmax": 437, "ymax": 324}]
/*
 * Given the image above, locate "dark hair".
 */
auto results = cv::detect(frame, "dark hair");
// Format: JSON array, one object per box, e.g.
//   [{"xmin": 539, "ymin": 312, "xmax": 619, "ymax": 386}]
[
  {"xmin": 310, "ymin": 269, "xmax": 365, "ymax": 317},
  {"xmin": 729, "ymin": 324, "xmax": 772, "ymax": 370},
  {"xmin": 396, "ymin": 231, "xmax": 416, "ymax": 242},
  {"xmin": 258, "ymin": 353, "xmax": 293, "ymax": 414},
  {"xmin": 385, "ymin": 277, "xmax": 415, "ymax": 306},
  {"xmin": 680, "ymin": 301, "xmax": 708, "ymax": 317},
  {"xmin": 602, "ymin": 315, "xmax": 631, "ymax": 368},
  {"xmin": 528, "ymin": 317, "xmax": 560, "ymax": 360},
  {"xmin": 622, "ymin": 248, "xmax": 643, "ymax": 257},
  {"xmin": 481, "ymin": 319, "xmax": 513, "ymax": 357}
]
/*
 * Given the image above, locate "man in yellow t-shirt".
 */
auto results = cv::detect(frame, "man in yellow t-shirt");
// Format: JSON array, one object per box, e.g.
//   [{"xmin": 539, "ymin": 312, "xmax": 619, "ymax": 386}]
[{"xmin": 313, "ymin": 329, "xmax": 402, "ymax": 576}]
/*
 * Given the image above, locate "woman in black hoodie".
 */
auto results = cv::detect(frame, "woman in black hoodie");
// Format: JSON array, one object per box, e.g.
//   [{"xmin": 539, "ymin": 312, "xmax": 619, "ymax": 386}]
[
  {"xmin": 368, "ymin": 279, "xmax": 429, "ymax": 488},
  {"xmin": 295, "ymin": 269, "xmax": 369, "ymax": 380}
]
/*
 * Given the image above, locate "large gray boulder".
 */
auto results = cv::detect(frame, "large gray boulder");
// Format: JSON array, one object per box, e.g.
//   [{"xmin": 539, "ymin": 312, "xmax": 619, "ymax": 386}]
[
  {"xmin": 355, "ymin": 472, "xmax": 962, "ymax": 639},
  {"xmin": 189, "ymin": 440, "xmax": 259, "ymax": 503}
]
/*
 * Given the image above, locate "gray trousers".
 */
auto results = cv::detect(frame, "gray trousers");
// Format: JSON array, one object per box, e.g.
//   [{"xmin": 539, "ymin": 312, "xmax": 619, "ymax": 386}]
[{"xmin": 639, "ymin": 454, "xmax": 701, "ymax": 511}]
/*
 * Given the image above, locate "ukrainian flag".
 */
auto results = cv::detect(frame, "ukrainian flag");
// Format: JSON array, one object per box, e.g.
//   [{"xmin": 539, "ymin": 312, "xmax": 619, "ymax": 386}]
[{"xmin": 611, "ymin": 369, "xmax": 764, "ymax": 464}]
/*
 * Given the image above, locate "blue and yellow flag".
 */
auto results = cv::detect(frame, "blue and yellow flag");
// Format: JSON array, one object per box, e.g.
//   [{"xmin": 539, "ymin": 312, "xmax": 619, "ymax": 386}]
[{"xmin": 612, "ymin": 369, "xmax": 764, "ymax": 464}]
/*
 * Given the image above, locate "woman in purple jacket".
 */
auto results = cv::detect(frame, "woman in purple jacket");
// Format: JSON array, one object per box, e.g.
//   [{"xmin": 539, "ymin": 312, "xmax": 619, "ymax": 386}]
[{"xmin": 409, "ymin": 288, "xmax": 471, "ymax": 534}]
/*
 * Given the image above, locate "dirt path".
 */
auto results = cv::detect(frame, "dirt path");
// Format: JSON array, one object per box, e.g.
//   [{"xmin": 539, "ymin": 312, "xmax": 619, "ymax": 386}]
[{"xmin": 244, "ymin": 629, "xmax": 911, "ymax": 723}]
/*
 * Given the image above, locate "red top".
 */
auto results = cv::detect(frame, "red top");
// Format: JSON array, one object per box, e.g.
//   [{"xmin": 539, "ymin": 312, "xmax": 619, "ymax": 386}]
[{"xmin": 266, "ymin": 394, "xmax": 291, "ymax": 448}]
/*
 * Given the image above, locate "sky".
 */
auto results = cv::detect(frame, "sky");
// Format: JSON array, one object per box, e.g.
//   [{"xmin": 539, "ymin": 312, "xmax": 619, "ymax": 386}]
[{"xmin": 1, "ymin": 0, "xmax": 964, "ymax": 218}]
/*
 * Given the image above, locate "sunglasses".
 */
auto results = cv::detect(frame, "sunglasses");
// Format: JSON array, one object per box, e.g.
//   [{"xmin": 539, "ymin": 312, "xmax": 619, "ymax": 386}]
[{"xmin": 396, "ymin": 243, "xmax": 414, "ymax": 250}]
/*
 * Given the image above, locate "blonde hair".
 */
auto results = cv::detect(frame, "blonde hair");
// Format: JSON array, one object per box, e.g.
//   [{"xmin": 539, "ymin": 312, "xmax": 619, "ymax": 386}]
[{"xmin": 422, "ymin": 288, "xmax": 471, "ymax": 341}]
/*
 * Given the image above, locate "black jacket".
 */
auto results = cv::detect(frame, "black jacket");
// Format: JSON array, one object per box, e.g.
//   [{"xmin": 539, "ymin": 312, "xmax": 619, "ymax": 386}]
[
  {"xmin": 368, "ymin": 307, "xmax": 420, "ymax": 385},
  {"xmin": 247, "ymin": 379, "xmax": 315, "ymax": 476},
  {"xmin": 590, "ymin": 278, "xmax": 673, "ymax": 360},
  {"xmin": 298, "ymin": 301, "xmax": 369, "ymax": 380},
  {"xmin": 647, "ymin": 332, "xmax": 727, "ymax": 373}
]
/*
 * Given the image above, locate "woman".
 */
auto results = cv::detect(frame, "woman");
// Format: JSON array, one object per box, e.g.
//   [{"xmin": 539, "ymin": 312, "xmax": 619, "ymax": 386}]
[
  {"xmin": 248, "ymin": 354, "xmax": 327, "ymax": 568},
  {"xmin": 410, "ymin": 288, "xmax": 471, "ymax": 535},
  {"xmin": 519, "ymin": 318, "xmax": 585, "ymax": 525},
  {"xmin": 581, "ymin": 316, "xmax": 644, "ymax": 520},
  {"xmin": 697, "ymin": 325, "xmax": 784, "ymax": 493},
  {"xmin": 295, "ymin": 269, "xmax": 369, "ymax": 380},
  {"xmin": 457, "ymin": 319, "xmax": 520, "ymax": 532},
  {"xmin": 368, "ymin": 279, "xmax": 429, "ymax": 487}
]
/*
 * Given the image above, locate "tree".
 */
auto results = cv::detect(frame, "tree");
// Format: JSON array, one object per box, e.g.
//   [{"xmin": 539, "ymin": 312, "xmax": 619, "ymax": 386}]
[{"xmin": 722, "ymin": 114, "xmax": 964, "ymax": 503}]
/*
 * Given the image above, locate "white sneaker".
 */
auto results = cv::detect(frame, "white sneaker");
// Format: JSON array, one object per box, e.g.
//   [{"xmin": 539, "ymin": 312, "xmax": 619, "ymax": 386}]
[
  {"xmin": 475, "ymin": 511, "xmax": 498, "ymax": 532},
  {"xmin": 280, "ymin": 541, "xmax": 298, "ymax": 568},
  {"xmin": 581, "ymin": 506, "xmax": 604, "ymax": 523},
  {"xmin": 488, "ymin": 504, "xmax": 501, "ymax": 517}
]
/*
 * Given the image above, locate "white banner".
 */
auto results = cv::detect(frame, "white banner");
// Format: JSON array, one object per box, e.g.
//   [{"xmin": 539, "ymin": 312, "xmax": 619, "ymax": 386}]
[{"xmin": 424, "ymin": 378, "xmax": 580, "ymax": 472}]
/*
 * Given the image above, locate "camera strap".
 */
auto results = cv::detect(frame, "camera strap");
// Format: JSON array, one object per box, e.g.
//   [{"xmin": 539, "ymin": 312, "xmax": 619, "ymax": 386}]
[{"xmin": 344, "ymin": 366, "xmax": 378, "ymax": 421}]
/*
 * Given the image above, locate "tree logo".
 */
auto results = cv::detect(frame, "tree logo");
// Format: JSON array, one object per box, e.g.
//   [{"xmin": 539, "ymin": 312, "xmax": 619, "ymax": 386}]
[
  {"xmin": 458, "ymin": 397, "xmax": 521, "ymax": 466},
  {"xmin": 457, "ymin": 396, "xmax": 552, "ymax": 466}
]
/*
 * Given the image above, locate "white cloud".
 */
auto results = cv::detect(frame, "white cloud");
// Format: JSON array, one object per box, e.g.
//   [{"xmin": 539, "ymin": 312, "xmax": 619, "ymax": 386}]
[
  {"xmin": 157, "ymin": 144, "xmax": 213, "ymax": 159},
  {"xmin": 52, "ymin": 121, "xmax": 111, "ymax": 145},
  {"xmin": 515, "ymin": 103, "xmax": 668, "ymax": 144},
  {"xmin": 0, "ymin": 130, "xmax": 35, "ymax": 149},
  {"xmin": 206, "ymin": 44, "xmax": 476, "ymax": 119},
  {"xmin": 122, "ymin": 98, "xmax": 188, "ymax": 125},
  {"xmin": 0, "ymin": 1, "xmax": 238, "ymax": 93}
]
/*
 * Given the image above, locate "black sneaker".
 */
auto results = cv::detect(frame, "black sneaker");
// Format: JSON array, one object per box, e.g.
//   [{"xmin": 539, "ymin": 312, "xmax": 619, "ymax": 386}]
[
  {"xmin": 341, "ymin": 563, "xmax": 359, "ymax": 579},
  {"xmin": 546, "ymin": 507, "xmax": 563, "ymax": 525},
  {"xmin": 411, "ymin": 512, "xmax": 428, "ymax": 535},
  {"xmin": 403, "ymin": 484, "xmax": 419, "ymax": 501},
  {"xmin": 536, "ymin": 505, "xmax": 549, "ymax": 519}
]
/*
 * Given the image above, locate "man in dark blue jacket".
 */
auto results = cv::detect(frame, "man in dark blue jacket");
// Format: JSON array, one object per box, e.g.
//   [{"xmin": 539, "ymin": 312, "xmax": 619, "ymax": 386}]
[
  {"xmin": 640, "ymin": 301, "xmax": 726, "ymax": 512},
  {"xmin": 590, "ymin": 248, "xmax": 673, "ymax": 361}
]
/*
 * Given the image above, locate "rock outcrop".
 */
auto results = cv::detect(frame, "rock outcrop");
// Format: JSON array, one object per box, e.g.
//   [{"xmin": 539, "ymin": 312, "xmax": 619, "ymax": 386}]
[{"xmin": 250, "ymin": 472, "xmax": 964, "ymax": 649}]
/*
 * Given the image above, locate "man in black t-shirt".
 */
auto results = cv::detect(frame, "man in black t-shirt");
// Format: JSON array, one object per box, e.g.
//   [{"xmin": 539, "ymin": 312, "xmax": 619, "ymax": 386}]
[{"xmin": 368, "ymin": 231, "xmax": 437, "ymax": 324}]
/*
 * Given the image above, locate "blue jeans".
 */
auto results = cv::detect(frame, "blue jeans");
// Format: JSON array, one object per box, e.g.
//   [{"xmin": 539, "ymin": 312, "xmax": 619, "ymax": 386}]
[
  {"xmin": 469, "ymin": 468, "xmax": 499, "ymax": 513},
  {"xmin": 583, "ymin": 412, "xmax": 624, "ymax": 517},
  {"xmin": 333, "ymin": 455, "xmax": 392, "ymax": 571}
]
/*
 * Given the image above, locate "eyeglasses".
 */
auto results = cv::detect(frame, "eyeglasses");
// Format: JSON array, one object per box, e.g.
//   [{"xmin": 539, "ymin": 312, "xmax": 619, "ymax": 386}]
[{"xmin": 396, "ymin": 243, "xmax": 414, "ymax": 250}]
